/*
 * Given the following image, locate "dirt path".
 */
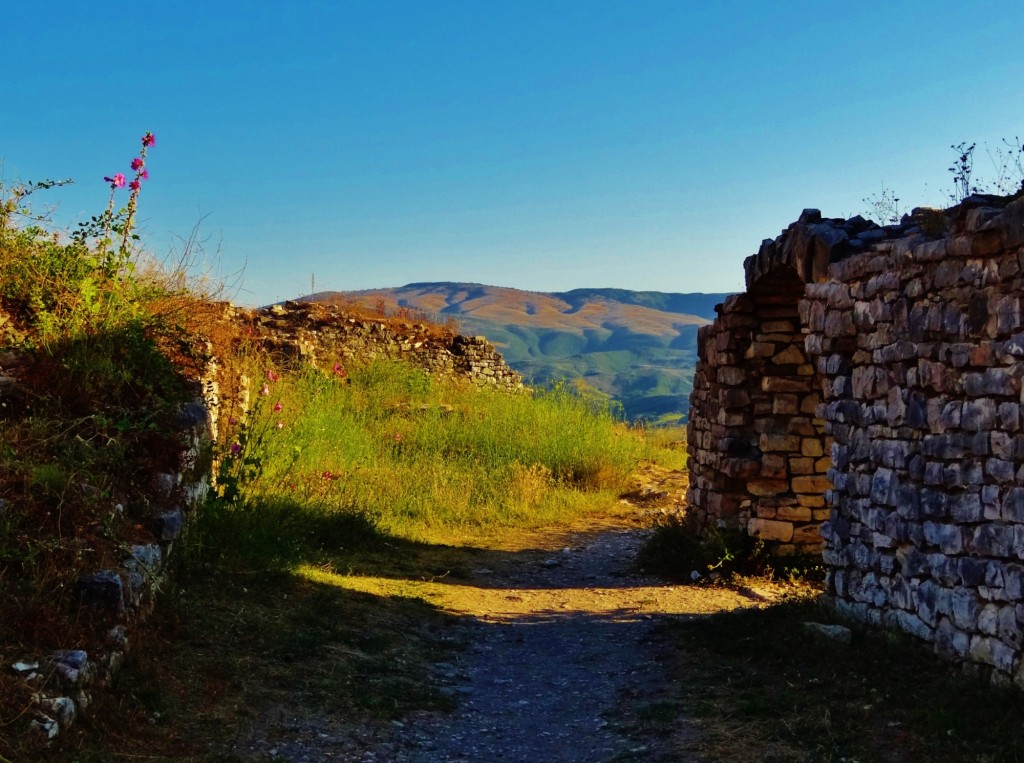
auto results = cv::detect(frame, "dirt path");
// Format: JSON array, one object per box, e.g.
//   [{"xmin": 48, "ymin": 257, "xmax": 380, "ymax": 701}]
[
  {"xmin": 394, "ymin": 527, "xmax": 762, "ymax": 763},
  {"xmin": 236, "ymin": 494, "xmax": 784, "ymax": 763}
]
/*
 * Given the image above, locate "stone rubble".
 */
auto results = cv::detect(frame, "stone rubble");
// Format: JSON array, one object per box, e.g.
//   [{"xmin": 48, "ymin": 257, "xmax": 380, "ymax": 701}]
[{"xmin": 239, "ymin": 300, "xmax": 524, "ymax": 392}]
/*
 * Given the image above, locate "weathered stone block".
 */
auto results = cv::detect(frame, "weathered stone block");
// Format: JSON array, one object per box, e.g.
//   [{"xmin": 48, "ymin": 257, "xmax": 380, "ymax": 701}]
[
  {"xmin": 916, "ymin": 580, "xmax": 948, "ymax": 626},
  {"xmin": 722, "ymin": 388, "xmax": 751, "ymax": 408},
  {"xmin": 969, "ymin": 635, "xmax": 1017, "ymax": 674},
  {"xmin": 156, "ymin": 508, "xmax": 183, "ymax": 541},
  {"xmin": 762, "ymin": 377, "xmax": 811, "ymax": 393},
  {"xmin": 785, "ymin": 419, "xmax": 817, "ymax": 439},
  {"xmin": 972, "ymin": 524, "xmax": 1016, "ymax": 557},
  {"xmin": 949, "ymin": 492, "xmax": 983, "ymax": 523},
  {"xmin": 801, "ymin": 438, "xmax": 824, "ymax": 457},
  {"xmin": 74, "ymin": 571, "xmax": 125, "ymax": 613},
  {"xmin": 747, "ymin": 518, "xmax": 794, "ymax": 542},
  {"xmin": 792, "ymin": 475, "xmax": 832, "ymax": 494},
  {"xmin": 998, "ymin": 605, "xmax": 1023, "ymax": 649},
  {"xmin": 951, "ymin": 587, "xmax": 982, "ymax": 630},
  {"xmin": 717, "ymin": 366, "xmax": 747, "ymax": 386},
  {"xmin": 935, "ymin": 617, "xmax": 971, "ymax": 659},
  {"xmin": 979, "ymin": 603, "xmax": 1001, "ymax": 636},
  {"xmin": 759, "ymin": 454, "xmax": 787, "ymax": 479},
  {"xmin": 964, "ymin": 368, "xmax": 1017, "ymax": 397},
  {"xmin": 991, "ymin": 431, "xmax": 1015, "ymax": 460},
  {"xmin": 776, "ymin": 505, "xmax": 812, "ymax": 522},
  {"xmin": 959, "ymin": 557, "xmax": 989, "ymax": 587},
  {"xmin": 722, "ymin": 458, "xmax": 760, "ymax": 478},
  {"xmin": 761, "ymin": 433, "xmax": 800, "ymax": 452},
  {"xmin": 999, "ymin": 402, "xmax": 1021, "ymax": 432},
  {"xmin": 772, "ymin": 345, "xmax": 806, "ymax": 365},
  {"xmin": 923, "ymin": 521, "xmax": 964, "ymax": 554},
  {"xmin": 788, "ymin": 456, "xmax": 815, "ymax": 475},
  {"xmin": 792, "ymin": 523, "xmax": 824, "ymax": 545},
  {"xmin": 1003, "ymin": 488, "xmax": 1024, "ymax": 523},
  {"xmin": 869, "ymin": 468, "xmax": 895, "ymax": 506},
  {"xmin": 772, "ymin": 394, "xmax": 799, "ymax": 415},
  {"xmin": 746, "ymin": 341, "xmax": 776, "ymax": 358},
  {"xmin": 884, "ymin": 482, "xmax": 917, "ymax": 519},
  {"xmin": 748, "ymin": 479, "xmax": 788, "ymax": 497},
  {"xmin": 986, "ymin": 458, "xmax": 1015, "ymax": 483}
]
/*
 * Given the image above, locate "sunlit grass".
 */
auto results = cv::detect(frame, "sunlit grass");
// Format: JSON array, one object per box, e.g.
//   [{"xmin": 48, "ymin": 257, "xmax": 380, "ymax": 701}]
[{"xmin": 206, "ymin": 360, "xmax": 674, "ymax": 562}]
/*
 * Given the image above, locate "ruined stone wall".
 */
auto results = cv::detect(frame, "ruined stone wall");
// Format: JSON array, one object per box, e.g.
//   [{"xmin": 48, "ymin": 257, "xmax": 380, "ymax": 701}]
[
  {"xmin": 241, "ymin": 300, "xmax": 524, "ymax": 391},
  {"xmin": 688, "ymin": 194, "xmax": 1024, "ymax": 684}
]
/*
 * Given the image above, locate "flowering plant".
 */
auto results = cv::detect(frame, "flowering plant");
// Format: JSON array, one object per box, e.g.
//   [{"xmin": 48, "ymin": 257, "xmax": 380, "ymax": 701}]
[{"xmin": 76, "ymin": 132, "xmax": 156, "ymax": 276}]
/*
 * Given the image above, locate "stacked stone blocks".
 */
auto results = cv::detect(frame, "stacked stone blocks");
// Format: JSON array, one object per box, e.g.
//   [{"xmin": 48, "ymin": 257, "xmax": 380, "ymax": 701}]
[{"xmin": 688, "ymin": 194, "xmax": 1024, "ymax": 685}]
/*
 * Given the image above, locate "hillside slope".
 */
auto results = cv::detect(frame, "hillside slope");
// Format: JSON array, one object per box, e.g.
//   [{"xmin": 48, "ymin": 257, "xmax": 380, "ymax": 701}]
[{"xmin": 304, "ymin": 283, "xmax": 730, "ymax": 422}]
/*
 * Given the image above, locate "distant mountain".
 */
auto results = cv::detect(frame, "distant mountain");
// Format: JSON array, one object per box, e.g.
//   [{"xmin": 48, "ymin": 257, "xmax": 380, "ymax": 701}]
[{"xmin": 303, "ymin": 282, "xmax": 731, "ymax": 423}]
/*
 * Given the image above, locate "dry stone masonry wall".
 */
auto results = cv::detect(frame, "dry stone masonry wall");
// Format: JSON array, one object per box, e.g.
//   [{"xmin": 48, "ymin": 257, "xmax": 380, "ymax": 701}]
[
  {"xmin": 241, "ymin": 300, "xmax": 524, "ymax": 390},
  {"xmin": 688, "ymin": 193, "xmax": 1024, "ymax": 685}
]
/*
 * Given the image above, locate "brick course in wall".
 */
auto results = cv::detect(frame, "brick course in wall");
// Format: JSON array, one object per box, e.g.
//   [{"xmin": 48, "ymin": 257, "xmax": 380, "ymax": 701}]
[{"xmin": 688, "ymin": 194, "xmax": 1024, "ymax": 685}]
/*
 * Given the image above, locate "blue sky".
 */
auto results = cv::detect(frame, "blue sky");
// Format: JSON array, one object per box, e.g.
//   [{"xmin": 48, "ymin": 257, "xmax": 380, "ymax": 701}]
[{"xmin": 3, "ymin": 1, "xmax": 1023, "ymax": 306}]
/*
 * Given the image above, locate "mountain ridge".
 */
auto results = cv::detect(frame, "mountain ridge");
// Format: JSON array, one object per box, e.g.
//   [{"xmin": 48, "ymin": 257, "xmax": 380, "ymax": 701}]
[{"xmin": 303, "ymin": 282, "xmax": 732, "ymax": 422}]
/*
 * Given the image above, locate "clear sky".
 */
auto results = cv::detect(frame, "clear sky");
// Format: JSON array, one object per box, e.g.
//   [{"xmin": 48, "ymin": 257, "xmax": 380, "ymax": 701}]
[{"xmin": 3, "ymin": 1, "xmax": 1022, "ymax": 306}]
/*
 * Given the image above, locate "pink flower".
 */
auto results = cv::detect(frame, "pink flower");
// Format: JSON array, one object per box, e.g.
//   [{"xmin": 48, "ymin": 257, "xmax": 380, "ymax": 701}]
[
  {"xmin": 142, "ymin": 132, "xmax": 156, "ymax": 147},
  {"xmin": 140, "ymin": 168, "xmax": 149, "ymax": 181},
  {"xmin": 229, "ymin": 416, "xmax": 238, "ymax": 425},
  {"xmin": 394, "ymin": 432, "xmax": 403, "ymax": 443},
  {"xmin": 105, "ymin": 173, "xmax": 126, "ymax": 188},
  {"xmin": 131, "ymin": 157, "xmax": 144, "ymax": 171},
  {"xmin": 129, "ymin": 179, "xmax": 141, "ymax": 191},
  {"xmin": 230, "ymin": 442, "xmax": 242, "ymax": 454},
  {"xmin": 332, "ymin": 363, "xmax": 348, "ymax": 377},
  {"xmin": 267, "ymin": 370, "xmax": 279, "ymax": 382},
  {"xmin": 273, "ymin": 402, "xmax": 283, "ymax": 412},
  {"xmin": 322, "ymin": 470, "xmax": 332, "ymax": 480},
  {"xmin": 260, "ymin": 384, "xmax": 270, "ymax": 396},
  {"xmin": 276, "ymin": 420, "xmax": 285, "ymax": 429}
]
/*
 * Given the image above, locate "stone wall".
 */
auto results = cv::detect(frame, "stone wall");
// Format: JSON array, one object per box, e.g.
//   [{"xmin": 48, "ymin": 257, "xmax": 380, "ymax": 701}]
[
  {"xmin": 688, "ymin": 194, "xmax": 1024, "ymax": 684},
  {"xmin": 13, "ymin": 396, "xmax": 214, "ymax": 745},
  {"xmin": 240, "ymin": 300, "xmax": 524, "ymax": 391}
]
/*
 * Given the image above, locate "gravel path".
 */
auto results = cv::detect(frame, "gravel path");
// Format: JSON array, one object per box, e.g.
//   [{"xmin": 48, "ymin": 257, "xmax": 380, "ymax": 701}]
[
  {"xmin": 238, "ymin": 514, "xmax": 776, "ymax": 763},
  {"xmin": 399, "ymin": 528, "xmax": 708, "ymax": 763}
]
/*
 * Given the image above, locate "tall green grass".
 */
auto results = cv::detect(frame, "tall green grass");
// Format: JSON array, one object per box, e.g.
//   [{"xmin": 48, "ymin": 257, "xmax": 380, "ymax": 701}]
[{"xmin": 212, "ymin": 360, "xmax": 659, "ymax": 556}]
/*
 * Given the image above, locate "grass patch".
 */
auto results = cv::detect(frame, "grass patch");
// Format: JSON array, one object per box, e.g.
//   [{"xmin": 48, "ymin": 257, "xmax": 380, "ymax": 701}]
[
  {"xmin": 213, "ymin": 359, "xmax": 663, "ymax": 555},
  {"xmin": 663, "ymin": 597, "xmax": 1024, "ymax": 762}
]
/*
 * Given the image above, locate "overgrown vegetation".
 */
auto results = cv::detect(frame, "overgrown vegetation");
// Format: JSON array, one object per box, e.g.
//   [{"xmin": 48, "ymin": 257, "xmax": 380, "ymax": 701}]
[
  {"xmin": 200, "ymin": 360, "xmax": 664, "ymax": 570},
  {"xmin": 637, "ymin": 513, "xmax": 824, "ymax": 584},
  {"xmin": 863, "ymin": 136, "xmax": 1024, "ymax": 224},
  {"xmin": 0, "ymin": 136, "xmax": 240, "ymax": 759},
  {"xmin": 0, "ymin": 135, "xmax": 196, "ymax": 651}
]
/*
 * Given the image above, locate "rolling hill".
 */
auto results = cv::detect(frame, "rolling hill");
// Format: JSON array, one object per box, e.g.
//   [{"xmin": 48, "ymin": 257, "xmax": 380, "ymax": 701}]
[{"xmin": 303, "ymin": 283, "xmax": 730, "ymax": 423}]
